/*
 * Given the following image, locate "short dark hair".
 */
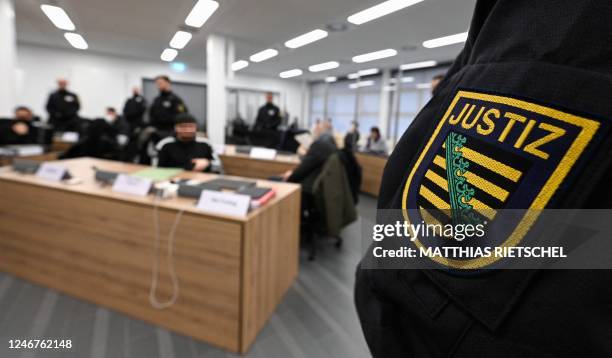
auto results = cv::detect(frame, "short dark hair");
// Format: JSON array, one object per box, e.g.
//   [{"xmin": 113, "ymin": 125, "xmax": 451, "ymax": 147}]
[
  {"xmin": 174, "ymin": 113, "xmax": 197, "ymax": 125},
  {"xmin": 106, "ymin": 107, "xmax": 117, "ymax": 113},
  {"xmin": 155, "ymin": 75, "xmax": 171, "ymax": 83},
  {"xmin": 14, "ymin": 106, "xmax": 31, "ymax": 113},
  {"xmin": 433, "ymin": 74, "xmax": 444, "ymax": 81},
  {"xmin": 370, "ymin": 126, "xmax": 381, "ymax": 136}
]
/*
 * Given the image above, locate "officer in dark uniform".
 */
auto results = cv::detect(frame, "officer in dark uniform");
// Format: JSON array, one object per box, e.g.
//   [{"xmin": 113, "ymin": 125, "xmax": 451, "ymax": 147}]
[
  {"xmin": 254, "ymin": 92, "xmax": 281, "ymax": 131},
  {"xmin": 156, "ymin": 113, "xmax": 217, "ymax": 172},
  {"xmin": 45, "ymin": 78, "xmax": 80, "ymax": 132},
  {"xmin": 355, "ymin": 1, "xmax": 612, "ymax": 357},
  {"xmin": 122, "ymin": 87, "xmax": 147, "ymax": 133},
  {"xmin": 149, "ymin": 75, "xmax": 187, "ymax": 134}
]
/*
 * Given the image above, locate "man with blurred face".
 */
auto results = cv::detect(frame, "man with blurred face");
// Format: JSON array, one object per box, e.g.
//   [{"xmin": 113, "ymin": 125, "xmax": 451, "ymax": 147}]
[
  {"xmin": 282, "ymin": 119, "xmax": 337, "ymax": 186},
  {"xmin": 156, "ymin": 114, "xmax": 217, "ymax": 172},
  {"xmin": 0, "ymin": 107, "xmax": 37, "ymax": 145},
  {"xmin": 254, "ymin": 92, "xmax": 282, "ymax": 131},
  {"xmin": 45, "ymin": 78, "xmax": 80, "ymax": 132},
  {"xmin": 149, "ymin": 75, "xmax": 187, "ymax": 134}
]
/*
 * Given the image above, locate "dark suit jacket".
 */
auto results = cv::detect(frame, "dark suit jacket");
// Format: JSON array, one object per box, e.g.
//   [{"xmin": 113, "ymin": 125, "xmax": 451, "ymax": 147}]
[{"xmin": 288, "ymin": 133, "xmax": 337, "ymax": 192}]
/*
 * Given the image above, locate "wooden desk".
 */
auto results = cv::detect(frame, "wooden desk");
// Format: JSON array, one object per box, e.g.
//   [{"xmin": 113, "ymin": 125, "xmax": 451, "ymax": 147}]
[
  {"xmin": 51, "ymin": 138, "xmax": 74, "ymax": 153},
  {"xmin": 355, "ymin": 152, "xmax": 388, "ymax": 197},
  {"xmin": 219, "ymin": 145, "xmax": 299, "ymax": 179},
  {"xmin": 0, "ymin": 158, "xmax": 301, "ymax": 353},
  {"xmin": 0, "ymin": 151, "xmax": 61, "ymax": 166}
]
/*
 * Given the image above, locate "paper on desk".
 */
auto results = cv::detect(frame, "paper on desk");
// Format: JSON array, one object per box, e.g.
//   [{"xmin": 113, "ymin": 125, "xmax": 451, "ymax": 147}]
[{"xmin": 132, "ymin": 167, "xmax": 183, "ymax": 182}]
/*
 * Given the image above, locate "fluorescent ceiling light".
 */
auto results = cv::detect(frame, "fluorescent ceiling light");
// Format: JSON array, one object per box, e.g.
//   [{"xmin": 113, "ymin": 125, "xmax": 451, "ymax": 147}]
[
  {"xmin": 279, "ymin": 69, "xmax": 303, "ymax": 79},
  {"xmin": 231, "ymin": 60, "xmax": 249, "ymax": 71},
  {"xmin": 390, "ymin": 76, "xmax": 414, "ymax": 83},
  {"xmin": 349, "ymin": 80, "xmax": 375, "ymax": 89},
  {"xmin": 358, "ymin": 68, "xmax": 379, "ymax": 76},
  {"xmin": 400, "ymin": 60, "xmax": 437, "ymax": 70},
  {"xmin": 40, "ymin": 4, "xmax": 75, "ymax": 31},
  {"xmin": 285, "ymin": 29, "xmax": 328, "ymax": 49},
  {"xmin": 169, "ymin": 31, "xmax": 192, "ymax": 49},
  {"xmin": 64, "ymin": 33, "xmax": 88, "ymax": 50},
  {"xmin": 347, "ymin": 73, "xmax": 360, "ymax": 80},
  {"xmin": 161, "ymin": 48, "xmax": 178, "ymax": 62},
  {"xmin": 417, "ymin": 83, "xmax": 432, "ymax": 89},
  {"xmin": 250, "ymin": 49, "xmax": 279, "ymax": 63},
  {"xmin": 309, "ymin": 61, "xmax": 340, "ymax": 73},
  {"xmin": 348, "ymin": 0, "xmax": 425, "ymax": 25},
  {"xmin": 185, "ymin": 0, "xmax": 219, "ymax": 28},
  {"xmin": 352, "ymin": 49, "xmax": 397, "ymax": 63},
  {"xmin": 325, "ymin": 77, "xmax": 338, "ymax": 83},
  {"xmin": 383, "ymin": 85, "xmax": 397, "ymax": 91},
  {"xmin": 423, "ymin": 32, "xmax": 468, "ymax": 48}
]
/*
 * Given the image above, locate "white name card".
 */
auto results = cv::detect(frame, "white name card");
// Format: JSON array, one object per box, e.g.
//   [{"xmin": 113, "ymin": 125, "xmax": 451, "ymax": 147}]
[
  {"xmin": 250, "ymin": 147, "xmax": 277, "ymax": 160},
  {"xmin": 36, "ymin": 163, "xmax": 68, "ymax": 182},
  {"xmin": 61, "ymin": 132, "xmax": 80, "ymax": 143},
  {"xmin": 212, "ymin": 144, "xmax": 226, "ymax": 155},
  {"xmin": 112, "ymin": 174, "xmax": 152, "ymax": 197},
  {"xmin": 197, "ymin": 190, "xmax": 251, "ymax": 217}
]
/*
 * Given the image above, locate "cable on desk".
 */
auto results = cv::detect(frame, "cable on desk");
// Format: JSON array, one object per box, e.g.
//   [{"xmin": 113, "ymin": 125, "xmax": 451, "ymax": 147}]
[{"xmin": 150, "ymin": 192, "xmax": 184, "ymax": 309}]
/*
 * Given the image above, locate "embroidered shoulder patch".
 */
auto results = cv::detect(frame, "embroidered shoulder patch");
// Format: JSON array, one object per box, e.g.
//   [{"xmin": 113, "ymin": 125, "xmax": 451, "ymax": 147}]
[{"xmin": 402, "ymin": 90, "xmax": 602, "ymax": 269}]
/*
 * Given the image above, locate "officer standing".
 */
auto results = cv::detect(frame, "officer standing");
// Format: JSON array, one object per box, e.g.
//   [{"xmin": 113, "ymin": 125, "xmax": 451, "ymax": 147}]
[
  {"xmin": 355, "ymin": 1, "xmax": 612, "ymax": 357},
  {"xmin": 149, "ymin": 75, "xmax": 187, "ymax": 135},
  {"xmin": 45, "ymin": 78, "xmax": 80, "ymax": 132},
  {"xmin": 122, "ymin": 87, "xmax": 147, "ymax": 133},
  {"xmin": 254, "ymin": 92, "xmax": 281, "ymax": 131}
]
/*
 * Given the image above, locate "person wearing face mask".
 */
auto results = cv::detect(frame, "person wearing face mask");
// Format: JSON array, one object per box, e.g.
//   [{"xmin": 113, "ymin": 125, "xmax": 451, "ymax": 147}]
[
  {"xmin": 45, "ymin": 78, "xmax": 80, "ymax": 132},
  {"xmin": 156, "ymin": 114, "xmax": 219, "ymax": 172}
]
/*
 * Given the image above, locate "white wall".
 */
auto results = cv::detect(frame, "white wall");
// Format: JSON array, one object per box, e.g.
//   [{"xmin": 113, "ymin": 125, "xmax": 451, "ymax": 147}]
[{"xmin": 15, "ymin": 43, "xmax": 306, "ymax": 126}]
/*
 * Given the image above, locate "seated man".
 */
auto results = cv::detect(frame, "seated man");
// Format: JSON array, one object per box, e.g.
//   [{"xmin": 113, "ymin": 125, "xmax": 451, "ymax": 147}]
[
  {"xmin": 0, "ymin": 106, "xmax": 38, "ymax": 145},
  {"xmin": 156, "ymin": 114, "xmax": 219, "ymax": 172},
  {"xmin": 281, "ymin": 119, "xmax": 337, "ymax": 192}
]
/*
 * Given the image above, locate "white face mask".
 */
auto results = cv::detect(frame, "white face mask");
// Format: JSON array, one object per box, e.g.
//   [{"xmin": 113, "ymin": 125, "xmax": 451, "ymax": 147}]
[{"xmin": 105, "ymin": 115, "xmax": 115, "ymax": 123}]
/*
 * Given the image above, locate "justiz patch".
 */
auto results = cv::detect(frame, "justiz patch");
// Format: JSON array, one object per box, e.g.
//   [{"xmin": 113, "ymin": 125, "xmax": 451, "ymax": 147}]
[{"xmin": 401, "ymin": 90, "xmax": 602, "ymax": 268}]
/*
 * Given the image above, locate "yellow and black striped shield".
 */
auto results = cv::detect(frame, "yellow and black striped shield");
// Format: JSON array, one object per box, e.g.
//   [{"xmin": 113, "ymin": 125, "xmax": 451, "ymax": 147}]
[{"xmin": 402, "ymin": 90, "xmax": 602, "ymax": 269}]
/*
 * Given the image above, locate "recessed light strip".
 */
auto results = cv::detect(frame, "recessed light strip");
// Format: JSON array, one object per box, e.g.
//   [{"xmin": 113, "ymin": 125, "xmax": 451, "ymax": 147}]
[
  {"xmin": 64, "ymin": 33, "xmax": 88, "ymax": 50},
  {"xmin": 285, "ymin": 29, "xmax": 328, "ymax": 49},
  {"xmin": 232, "ymin": 60, "xmax": 249, "ymax": 71},
  {"xmin": 423, "ymin": 32, "xmax": 468, "ymax": 48},
  {"xmin": 400, "ymin": 60, "xmax": 437, "ymax": 70},
  {"xmin": 169, "ymin": 31, "xmax": 193, "ymax": 49},
  {"xmin": 308, "ymin": 61, "xmax": 340, "ymax": 73},
  {"xmin": 40, "ymin": 4, "xmax": 76, "ymax": 31},
  {"xmin": 185, "ymin": 0, "xmax": 219, "ymax": 28},
  {"xmin": 279, "ymin": 69, "xmax": 303, "ymax": 79},
  {"xmin": 161, "ymin": 48, "xmax": 178, "ymax": 62},
  {"xmin": 348, "ymin": 0, "xmax": 425, "ymax": 25},
  {"xmin": 250, "ymin": 49, "xmax": 279, "ymax": 63},
  {"xmin": 352, "ymin": 49, "xmax": 397, "ymax": 63}
]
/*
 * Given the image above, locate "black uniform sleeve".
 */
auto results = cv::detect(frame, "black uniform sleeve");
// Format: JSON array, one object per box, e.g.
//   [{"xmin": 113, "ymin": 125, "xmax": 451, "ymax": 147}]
[{"xmin": 157, "ymin": 145, "xmax": 172, "ymax": 168}]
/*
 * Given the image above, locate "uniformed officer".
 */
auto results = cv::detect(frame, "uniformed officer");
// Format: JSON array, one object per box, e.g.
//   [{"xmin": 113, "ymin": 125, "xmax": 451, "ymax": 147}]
[
  {"xmin": 253, "ymin": 92, "xmax": 281, "ymax": 131},
  {"xmin": 45, "ymin": 78, "xmax": 80, "ymax": 132},
  {"xmin": 156, "ymin": 113, "xmax": 218, "ymax": 172},
  {"xmin": 122, "ymin": 87, "xmax": 147, "ymax": 133},
  {"xmin": 355, "ymin": 1, "xmax": 612, "ymax": 357},
  {"xmin": 149, "ymin": 75, "xmax": 187, "ymax": 134}
]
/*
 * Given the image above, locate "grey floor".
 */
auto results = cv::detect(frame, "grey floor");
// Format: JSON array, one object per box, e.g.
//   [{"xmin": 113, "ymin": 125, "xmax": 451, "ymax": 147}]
[{"xmin": 0, "ymin": 195, "xmax": 377, "ymax": 358}]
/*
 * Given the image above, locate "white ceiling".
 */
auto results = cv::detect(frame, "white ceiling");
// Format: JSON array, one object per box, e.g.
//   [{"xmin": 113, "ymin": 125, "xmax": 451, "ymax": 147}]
[{"xmin": 15, "ymin": 0, "xmax": 477, "ymax": 80}]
